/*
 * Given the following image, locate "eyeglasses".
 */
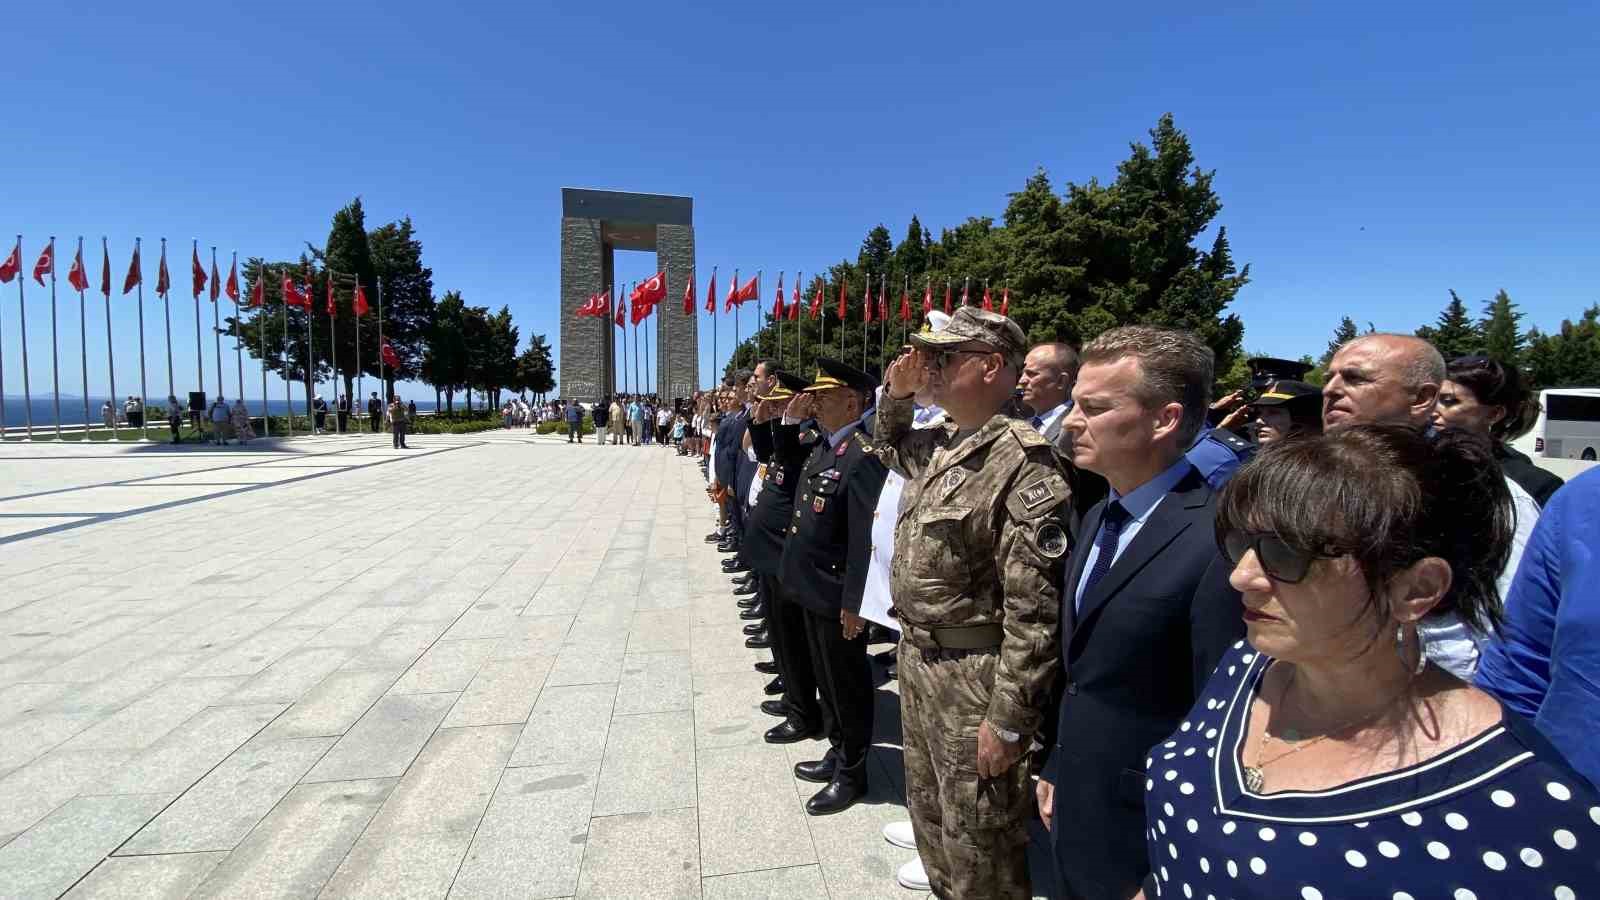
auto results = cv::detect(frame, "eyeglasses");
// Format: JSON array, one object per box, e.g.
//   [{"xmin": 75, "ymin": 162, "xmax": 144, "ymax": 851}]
[
  {"xmin": 931, "ymin": 348, "xmax": 997, "ymax": 370},
  {"xmin": 1218, "ymin": 529, "xmax": 1332, "ymax": 584}
]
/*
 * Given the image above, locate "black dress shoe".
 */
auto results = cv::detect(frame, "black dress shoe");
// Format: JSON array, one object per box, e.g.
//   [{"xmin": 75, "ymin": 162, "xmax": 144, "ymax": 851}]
[
  {"xmin": 732, "ymin": 582, "xmax": 758, "ymax": 597},
  {"xmin": 738, "ymin": 606, "xmax": 766, "ymax": 621},
  {"xmin": 743, "ymin": 622, "xmax": 764, "ymax": 636},
  {"xmin": 805, "ymin": 772, "xmax": 869, "ymax": 816},
  {"xmin": 736, "ymin": 597, "xmax": 760, "ymax": 610},
  {"xmin": 718, "ymin": 541, "xmax": 740, "ymax": 554},
  {"xmin": 760, "ymin": 699, "xmax": 787, "ymax": 717},
  {"xmin": 721, "ymin": 560, "xmax": 748, "ymax": 573},
  {"xmin": 704, "ymin": 532, "xmax": 724, "ymax": 543},
  {"xmin": 744, "ymin": 632, "xmax": 771, "ymax": 649},
  {"xmin": 793, "ymin": 757, "xmax": 837, "ymax": 784},
  {"xmin": 763, "ymin": 676, "xmax": 785, "ymax": 695},
  {"xmin": 765, "ymin": 718, "xmax": 819, "ymax": 744},
  {"xmin": 731, "ymin": 573, "xmax": 755, "ymax": 587},
  {"xmin": 866, "ymin": 623, "xmax": 895, "ymax": 645},
  {"xmin": 753, "ymin": 660, "xmax": 779, "ymax": 675}
]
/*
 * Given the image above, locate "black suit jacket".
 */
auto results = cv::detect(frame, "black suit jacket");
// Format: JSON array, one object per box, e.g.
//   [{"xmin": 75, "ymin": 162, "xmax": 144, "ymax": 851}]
[
  {"xmin": 778, "ymin": 428, "xmax": 888, "ymax": 617},
  {"xmin": 714, "ymin": 410, "xmax": 749, "ymax": 487},
  {"xmin": 1042, "ymin": 466, "xmax": 1243, "ymax": 900},
  {"xmin": 742, "ymin": 421, "xmax": 819, "ymax": 577}
]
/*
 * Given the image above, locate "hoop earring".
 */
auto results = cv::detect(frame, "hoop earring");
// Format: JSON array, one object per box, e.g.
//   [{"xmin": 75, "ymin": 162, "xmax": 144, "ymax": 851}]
[{"xmin": 1395, "ymin": 623, "xmax": 1426, "ymax": 676}]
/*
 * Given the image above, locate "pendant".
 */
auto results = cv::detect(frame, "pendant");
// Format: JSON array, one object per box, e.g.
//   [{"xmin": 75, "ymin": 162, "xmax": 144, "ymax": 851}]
[{"xmin": 1243, "ymin": 766, "xmax": 1264, "ymax": 793}]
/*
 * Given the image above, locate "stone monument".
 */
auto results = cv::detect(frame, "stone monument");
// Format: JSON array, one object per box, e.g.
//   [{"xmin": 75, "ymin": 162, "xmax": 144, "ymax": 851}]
[{"xmin": 559, "ymin": 188, "xmax": 698, "ymax": 402}]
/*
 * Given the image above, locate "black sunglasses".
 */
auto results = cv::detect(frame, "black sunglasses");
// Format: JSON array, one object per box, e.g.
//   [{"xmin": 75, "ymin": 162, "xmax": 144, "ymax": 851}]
[{"xmin": 1219, "ymin": 529, "xmax": 1328, "ymax": 584}]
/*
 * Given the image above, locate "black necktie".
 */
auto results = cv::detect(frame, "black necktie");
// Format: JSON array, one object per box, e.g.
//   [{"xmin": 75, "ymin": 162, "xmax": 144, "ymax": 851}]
[{"xmin": 1079, "ymin": 501, "xmax": 1130, "ymax": 603}]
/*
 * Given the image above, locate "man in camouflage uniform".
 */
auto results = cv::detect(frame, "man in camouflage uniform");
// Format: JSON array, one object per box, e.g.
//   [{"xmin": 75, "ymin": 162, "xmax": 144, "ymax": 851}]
[{"xmin": 876, "ymin": 307, "xmax": 1072, "ymax": 900}]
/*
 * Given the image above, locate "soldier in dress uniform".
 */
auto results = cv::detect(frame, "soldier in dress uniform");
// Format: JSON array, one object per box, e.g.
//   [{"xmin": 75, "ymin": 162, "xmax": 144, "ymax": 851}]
[
  {"xmin": 738, "ymin": 371, "xmax": 828, "ymax": 744},
  {"xmin": 876, "ymin": 306, "xmax": 1071, "ymax": 900},
  {"xmin": 779, "ymin": 357, "xmax": 890, "ymax": 816}
]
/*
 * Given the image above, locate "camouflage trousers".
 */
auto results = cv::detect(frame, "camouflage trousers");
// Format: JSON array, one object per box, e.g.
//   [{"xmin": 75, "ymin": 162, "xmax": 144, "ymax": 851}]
[{"xmin": 899, "ymin": 640, "xmax": 1032, "ymax": 900}]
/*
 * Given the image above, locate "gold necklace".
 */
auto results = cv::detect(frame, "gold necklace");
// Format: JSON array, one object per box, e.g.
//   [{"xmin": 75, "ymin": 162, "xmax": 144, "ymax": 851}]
[{"xmin": 1242, "ymin": 668, "xmax": 1399, "ymax": 793}]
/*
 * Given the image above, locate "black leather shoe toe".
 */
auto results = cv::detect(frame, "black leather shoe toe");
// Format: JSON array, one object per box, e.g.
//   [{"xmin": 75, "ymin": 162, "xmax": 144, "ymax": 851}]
[
  {"xmin": 736, "ymin": 597, "xmax": 760, "ymax": 610},
  {"xmin": 764, "ymin": 719, "xmax": 820, "ymax": 744},
  {"xmin": 743, "ymin": 622, "xmax": 764, "ymax": 636},
  {"xmin": 760, "ymin": 699, "xmax": 787, "ymax": 717},
  {"xmin": 763, "ymin": 676, "xmax": 785, "ymax": 695},
  {"xmin": 732, "ymin": 583, "xmax": 758, "ymax": 597},
  {"xmin": 793, "ymin": 758, "xmax": 837, "ymax": 784},
  {"xmin": 744, "ymin": 633, "xmax": 771, "ymax": 649},
  {"xmin": 805, "ymin": 777, "xmax": 868, "ymax": 816},
  {"xmin": 738, "ymin": 607, "xmax": 766, "ymax": 621},
  {"xmin": 753, "ymin": 660, "xmax": 779, "ymax": 675}
]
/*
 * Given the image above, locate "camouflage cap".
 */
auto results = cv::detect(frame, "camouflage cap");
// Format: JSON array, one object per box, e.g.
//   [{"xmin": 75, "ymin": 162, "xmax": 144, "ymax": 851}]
[{"xmin": 911, "ymin": 306, "xmax": 1027, "ymax": 367}]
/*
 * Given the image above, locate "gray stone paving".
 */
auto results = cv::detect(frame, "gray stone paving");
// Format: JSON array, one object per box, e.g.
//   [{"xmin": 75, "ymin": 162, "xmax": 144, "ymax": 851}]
[{"xmin": 0, "ymin": 429, "xmax": 1051, "ymax": 899}]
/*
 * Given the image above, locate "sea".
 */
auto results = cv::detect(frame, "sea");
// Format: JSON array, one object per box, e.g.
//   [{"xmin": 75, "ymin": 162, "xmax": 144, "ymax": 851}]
[{"xmin": 2, "ymin": 394, "xmax": 438, "ymax": 429}]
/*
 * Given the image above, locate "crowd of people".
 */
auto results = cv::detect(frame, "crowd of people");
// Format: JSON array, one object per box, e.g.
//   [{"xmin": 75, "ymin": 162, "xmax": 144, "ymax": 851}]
[{"xmin": 687, "ymin": 307, "xmax": 1598, "ymax": 899}]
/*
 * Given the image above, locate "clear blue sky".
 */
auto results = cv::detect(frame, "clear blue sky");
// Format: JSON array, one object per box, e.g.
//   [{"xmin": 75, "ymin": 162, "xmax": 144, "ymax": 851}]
[{"xmin": 6, "ymin": 1, "xmax": 1598, "ymax": 404}]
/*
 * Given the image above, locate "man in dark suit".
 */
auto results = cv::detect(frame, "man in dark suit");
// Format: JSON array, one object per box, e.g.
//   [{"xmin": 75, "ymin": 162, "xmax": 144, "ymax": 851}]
[
  {"xmin": 712, "ymin": 370, "xmax": 753, "ymax": 560},
  {"xmin": 780, "ymin": 357, "xmax": 889, "ymax": 816},
  {"xmin": 1036, "ymin": 326, "xmax": 1244, "ymax": 900}
]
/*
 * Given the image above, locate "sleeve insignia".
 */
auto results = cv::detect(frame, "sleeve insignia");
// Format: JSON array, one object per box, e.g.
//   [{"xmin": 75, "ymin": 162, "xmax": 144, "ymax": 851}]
[
  {"xmin": 1035, "ymin": 521, "xmax": 1068, "ymax": 559},
  {"xmin": 1017, "ymin": 479, "xmax": 1057, "ymax": 510},
  {"xmin": 940, "ymin": 468, "xmax": 967, "ymax": 493}
]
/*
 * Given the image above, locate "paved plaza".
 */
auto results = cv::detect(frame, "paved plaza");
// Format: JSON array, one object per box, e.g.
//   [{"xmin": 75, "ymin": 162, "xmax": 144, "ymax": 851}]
[{"xmin": 0, "ymin": 430, "xmax": 1051, "ymax": 899}]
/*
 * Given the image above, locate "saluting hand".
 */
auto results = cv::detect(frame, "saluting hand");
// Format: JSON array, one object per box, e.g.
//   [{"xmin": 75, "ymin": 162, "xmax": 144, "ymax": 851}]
[
  {"xmin": 885, "ymin": 349, "xmax": 930, "ymax": 400},
  {"xmin": 784, "ymin": 392, "xmax": 814, "ymax": 421}
]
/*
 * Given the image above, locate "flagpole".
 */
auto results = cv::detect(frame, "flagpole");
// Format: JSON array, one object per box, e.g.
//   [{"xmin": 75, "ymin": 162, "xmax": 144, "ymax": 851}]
[
  {"xmin": 376, "ymin": 274, "xmax": 385, "ymax": 403},
  {"xmin": 161, "ymin": 238, "xmax": 174, "ymax": 402},
  {"xmin": 101, "ymin": 238, "xmax": 117, "ymax": 440},
  {"xmin": 209, "ymin": 246, "xmax": 222, "ymax": 403},
  {"xmin": 134, "ymin": 238, "xmax": 149, "ymax": 441},
  {"xmin": 902, "ymin": 274, "xmax": 910, "ymax": 347},
  {"xmin": 304, "ymin": 268, "xmax": 315, "ymax": 428},
  {"xmin": 839, "ymin": 278, "xmax": 846, "ymax": 359},
  {"xmin": 47, "ymin": 236, "xmax": 63, "ymax": 439},
  {"xmin": 0, "ymin": 240, "xmax": 8, "ymax": 441},
  {"xmin": 708, "ymin": 267, "xmax": 717, "ymax": 389},
  {"xmin": 794, "ymin": 271, "xmax": 802, "ymax": 372},
  {"xmin": 191, "ymin": 239, "xmax": 204, "ymax": 411},
  {"xmin": 76, "ymin": 238, "xmax": 90, "ymax": 432},
  {"xmin": 818, "ymin": 278, "xmax": 826, "ymax": 370},
  {"xmin": 16, "ymin": 236, "xmax": 32, "ymax": 440},
  {"xmin": 861, "ymin": 272, "xmax": 867, "ymax": 372},
  {"xmin": 328, "ymin": 273, "xmax": 339, "ymax": 432},
  {"xmin": 632, "ymin": 282, "xmax": 641, "ymax": 396},
  {"xmin": 662, "ymin": 262, "xmax": 669, "ymax": 398},
  {"xmin": 232, "ymin": 252, "xmax": 243, "ymax": 404},
  {"xmin": 355, "ymin": 276, "xmax": 363, "ymax": 417},
  {"xmin": 257, "ymin": 265, "xmax": 269, "ymax": 437}
]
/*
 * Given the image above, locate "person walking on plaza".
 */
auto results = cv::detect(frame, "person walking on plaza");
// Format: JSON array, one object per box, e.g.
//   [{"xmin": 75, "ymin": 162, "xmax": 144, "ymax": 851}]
[
  {"xmin": 209, "ymin": 395, "xmax": 232, "ymax": 445},
  {"xmin": 101, "ymin": 400, "xmax": 116, "ymax": 430},
  {"xmin": 779, "ymin": 357, "xmax": 888, "ymax": 817},
  {"xmin": 231, "ymin": 397, "xmax": 255, "ymax": 444},
  {"xmin": 564, "ymin": 397, "xmax": 584, "ymax": 443},
  {"xmin": 388, "ymin": 395, "xmax": 409, "ymax": 449},
  {"xmin": 335, "ymin": 393, "xmax": 350, "ymax": 433},
  {"xmin": 407, "ymin": 399, "xmax": 416, "ymax": 420},
  {"xmin": 166, "ymin": 394, "xmax": 184, "ymax": 444},
  {"xmin": 877, "ymin": 308, "xmax": 1072, "ymax": 899},
  {"xmin": 629, "ymin": 396, "xmax": 646, "ymax": 445},
  {"xmin": 367, "ymin": 392, "xmax": 382, "ymax": 433},
  {"xmin": 1036, "ymin": 326, "xmax": 1244, "ymax": 900},
  {"xmin": 591, "ymin": 395, "xmax": 610, "ymax": 445},
  {"xmin": 609, "ymin": 396, "xmax": 626, "ymax": 445}
]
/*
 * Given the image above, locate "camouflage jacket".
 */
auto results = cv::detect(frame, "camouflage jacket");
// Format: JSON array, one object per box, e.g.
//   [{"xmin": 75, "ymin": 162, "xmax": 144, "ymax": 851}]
[{"xmin": 872, "ymin": 391, "xmax": 1071, "ymax": 736}]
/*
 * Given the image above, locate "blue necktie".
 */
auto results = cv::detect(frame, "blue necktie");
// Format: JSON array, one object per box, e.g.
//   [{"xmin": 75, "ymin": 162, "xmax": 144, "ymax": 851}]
[
  {"xmin": 1030, "ymin": 415, "xmax": 1044, "ymax": 430},
  {"xmin": 1080, "ymin": 501, "xmax": 1130, "ymax": 602}
]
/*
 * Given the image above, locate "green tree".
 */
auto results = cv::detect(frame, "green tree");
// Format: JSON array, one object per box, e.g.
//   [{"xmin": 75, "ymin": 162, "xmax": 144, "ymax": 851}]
[
  {"xmin": 427, "ymin": 291, "xmax": 469, "ymax": 411},
  {"xmin": 518, "ymin": 334, "xmax": 555, "ymax": 401},
  {"xmin": 1322, "ymin": 316, "xmax": 1360, "ymax": 366},
  {"xmin": 1523, "ymin": 306, "xmax": 1600, "ymax": 388},
  {"xmin": 1415, "ymin": 290, "xmax": 1482, "ymax": 361},
  {"xmin": 368, "ymin": 217, "xmax": 436, "ymax": 397},
  {"xmin": 231, "ymin": 255, "xmax": 332, "ymax": 413},
  {"xmin": 1479, "ymin": 289, "xmax": 1524, "ymax": 363}
]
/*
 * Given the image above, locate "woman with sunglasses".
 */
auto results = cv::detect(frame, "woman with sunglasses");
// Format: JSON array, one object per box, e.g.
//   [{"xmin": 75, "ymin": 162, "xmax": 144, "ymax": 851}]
[
  {"xmin": 1436, "ymin": 354, "xmax": 1564, "ymax": 508},
  {"xmin": 1137, "ymin": 425, "xmax": 1598, "ymax": 900}
]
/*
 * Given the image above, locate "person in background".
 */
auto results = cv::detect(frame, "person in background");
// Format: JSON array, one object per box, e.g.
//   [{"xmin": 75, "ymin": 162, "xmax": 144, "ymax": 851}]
[
  {"xmin": 367, "ymin": 392, "xmax": 383, "ymax": 433},
  {"xmin": 564, "ymin": 397, "xmax": 584, "ymax": 443},
  {"xmin": 1477, "ymin": 467, "xmax": 1600, "ymax": 786},
  {"xmin": 657, "ymin": 401, "xmax": 673, "ymax": 446},
  {"xmin": 101, "ymin": 400, "xmax": 115, "ymax": 430},
  {"xmin": 1248, "ymin": 379, "xmax": 1323, "ymax": 448},
  {"xmin": 336, "ymin": 393, "xmax": 351, "ymax": 433},
  {"xmin": 1144, "ymin": 424, "xmax": 1598, "ymax": 900},
  {"xmin": 231, "ymin": 397, "xmax": 255, "ymax": 444},
  {"xmin": 592, "ymin": 395, "xmax": 611, "ymax": 445},
  {"xmin": 388, "ymin": 395, "xmax": 409, "ymax": 449},
  {"xmin": 166, "ymin": 394, "xmax": 184, "ymax": 444},
  {"xmin": 1437, "ymin": 354, "xmax": 1564, "ymax": 507},
  {"xmin": 609, "ymin": 395, "xmax": 626, "ymax": 445},
  {"xmin": 209, "ymin": 395, "xmax": 232, "ymax": 445},
  {"xmin": 312, "ymin": 394, "xmax": 328, "ymax": 434},
  {"xmin": 407, "ymin": 399, "xmax": 417, "ymax": 420}
]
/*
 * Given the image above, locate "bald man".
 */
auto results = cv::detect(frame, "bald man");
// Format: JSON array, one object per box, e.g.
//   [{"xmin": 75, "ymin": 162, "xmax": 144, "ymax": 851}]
[{"xmin": 1322, "ymin": 333, "xmax": 1445, "ymax": 430}]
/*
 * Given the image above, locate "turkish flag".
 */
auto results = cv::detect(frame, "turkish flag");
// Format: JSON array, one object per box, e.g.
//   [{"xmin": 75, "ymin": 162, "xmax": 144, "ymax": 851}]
[
  {"xmin": 100, "ymin": 243, "xmax": 111, "ymax": 296},
  {"xmin": 788, "ymin": 279, "xmax": 800, "ymax": 321},
  {"xmin": 809, "ymin": 284, "xmax": 823, "ymax": 319},
  {"xmin": 1000, "ymin": 287, "xmax": 1010, "ymax": 317},
  {"xmin": 325, "ymin": 279, "xmax": 336, "ymax": 315},
  {"xmin": 862, "ymin": 283, "xmax": 873, "ymax": 323},
  {"xmin": 981, "ymin": 286, "xmax": 992, "ymax": 312},
  {"xmin": 943, "ymin": 282, "xmax": 952, "ymax": 315},
  {"xmin": 575, "ymin": 295, "xmax": 591, "ymax": 317},
  {"xmin": 191, "ymin": 246, "xmax": 207, "ymax": 298},
  {"xmin": 899, "ymin": 288, "xmax": 911, "ymax": 322},
  {"xmin": 961, "ymin": 281, "xmax": 969, "ymax": 307},
  {"xmin": 68, "ymin": 246, "xmax": 90, "ymax": 292},
  {"xmin": 249, "ymin": 276, "xmax": 264, "ymax": 308},
  {"xmin": 282, "ymin": 276, "xmax": 310, "ymax": 308},
  {"xmin": 836, "ymin": 280, "xmax": 847, "ymax": 320},
  {"xmin": 724, "ymin": 272, "xmax": 738, "ymax": 312},
  {"xmin": 381, "ymin": 338, "xmax": 401, "ymax": 369},
  {"xmin": 683, "ymin": 275, "xmax": 695, "ymax": 316},
  {"xmin": 354, "ymin": 283, "xmax": 370, "ymax": 316},
  {"xmin": 0, "ymin": 241, "xmax": 19, "ymax": 283},
  {"xmin": 733, "ymin": 275, "xmax": 759, "ymax": 305},
  {"xmin": 878, "ymin": 288, "xmax": 889, "ymax": 323},
  {"xmin": 772, "ymin": 273, "xmax": 785, "ymax": 319},
  {"xmin": 156, "ymin": 247, "xmax": 172, "ymax": 297},
  {"xmin": 705, "ymin": 271, "xmax": 717, "ymax": 314},
  {"xmin": 633, "ymin": 271, "xmax": 667, "ymax": 307},
  {"xmin": 122, "ymin": 245, "xmax": 142, "ymax": 294},
  {"xmin": 615, "ymin": 295, "xmax": 626, "ymax": 327},
  {"xmin": 225, "ymin": 261, "xmax": 240, "ymax": 303},
  {"xmin": 32, "ymin": 241, "xmax": 54, "ymax": 285},
  {"xmin": 922, "ymin": 282, "xmax": 933, "ymax": 316}
]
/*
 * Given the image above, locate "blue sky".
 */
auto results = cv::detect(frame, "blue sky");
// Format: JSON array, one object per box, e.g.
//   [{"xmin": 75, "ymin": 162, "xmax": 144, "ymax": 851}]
[{"xmin": 5, "ymin": 1, "xmax": 1598, "ymax": 403}]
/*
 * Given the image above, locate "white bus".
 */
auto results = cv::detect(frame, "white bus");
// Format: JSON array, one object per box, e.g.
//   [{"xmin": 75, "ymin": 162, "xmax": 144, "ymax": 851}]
[{"xmin": 1511, "ymin": 388, "xmax": 1600, "ymax": 461}]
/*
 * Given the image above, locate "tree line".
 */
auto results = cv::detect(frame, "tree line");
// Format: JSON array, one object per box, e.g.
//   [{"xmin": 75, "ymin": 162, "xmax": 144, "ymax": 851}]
[{"xmin": 229, "ymin": 198, "xmax": 554, "ymax": 412}]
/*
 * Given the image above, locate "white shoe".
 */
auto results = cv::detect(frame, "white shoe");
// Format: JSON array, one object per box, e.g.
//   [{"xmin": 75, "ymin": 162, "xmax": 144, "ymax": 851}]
[
  {"xmin": 882, "ymin": 820, "xmax": 917, "ymax": 849},
  {"xmin": 896, "ymin": 857, "xmax": 930, "ymax": 892}
]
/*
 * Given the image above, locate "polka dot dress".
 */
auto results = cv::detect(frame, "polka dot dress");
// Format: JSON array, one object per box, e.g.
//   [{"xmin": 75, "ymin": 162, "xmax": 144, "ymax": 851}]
[{"xmin": 1144, "ymin": 642, "xmax": 1600, "ymax": 899}]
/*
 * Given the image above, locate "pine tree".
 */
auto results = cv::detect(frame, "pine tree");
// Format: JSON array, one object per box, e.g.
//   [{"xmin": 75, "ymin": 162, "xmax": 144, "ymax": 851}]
[
  {"xmin": 1322, "ymin": 316, "xmax": 1360, "ymax": 366},
  {"xmin": 1479, "ymin": 289, "xmax": 1524, "ymax": 363},
  {"xmin": 368, "ymin": 217, "xmax": 436, "ymax": 397},
  {"xmin": 1415, "ymin": 290, "xmax": 1482, "ymax": 361}
]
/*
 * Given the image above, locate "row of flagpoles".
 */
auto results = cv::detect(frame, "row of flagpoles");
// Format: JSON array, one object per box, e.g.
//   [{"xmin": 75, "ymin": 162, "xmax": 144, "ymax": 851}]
[
  {"xmin": 574, "ymin": 266, "xmax": 1012, "ymax": 393},
  {"xmin": 0, "ymin": 235, "xmax": 400, "ymax": 441}
]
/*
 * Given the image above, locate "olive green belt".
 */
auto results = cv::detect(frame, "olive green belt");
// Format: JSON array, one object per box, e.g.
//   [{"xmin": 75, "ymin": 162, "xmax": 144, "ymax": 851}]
[{"xmin": 901, "ymin": 621, "xmax": 1004, "ymax": 651}]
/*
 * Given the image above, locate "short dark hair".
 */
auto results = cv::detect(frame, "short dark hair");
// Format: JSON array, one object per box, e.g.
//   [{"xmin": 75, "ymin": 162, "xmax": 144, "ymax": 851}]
[
  {"xmin": 1029, "ymin": 342, "xmax": 1081, "ymax": 382},
  {"xmin": 1081, "ymin": 326, "xmax": 1213, "ymax": 447},
  {"xmin": 1217, "ymin": 424, "xmax": 1511, "ymax": 640},
  {"xmin": 754, "ymin": 358, "xmax": 776, "ymax": 374},
  {"xmin": 1446, "ymin": 355, "xmax": 1539, "ymax": 440}
]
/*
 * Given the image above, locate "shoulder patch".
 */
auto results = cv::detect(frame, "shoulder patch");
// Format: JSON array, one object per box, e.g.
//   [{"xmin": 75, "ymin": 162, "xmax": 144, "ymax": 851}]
[
  {"xmin": 1034, "ymin": 521, "xmax": 1069, "ymax": 559},
  {"xmin": 1017, "ymin": 479, "xmax": 1057, "ymax": 510},
  {"xmin": 1006, "ymin": 471, "xmax": 1070, "ymax": 520},
  {"xmin": 1010, "ymin": 422, "xmax": 1051, "ymax": 449}
]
